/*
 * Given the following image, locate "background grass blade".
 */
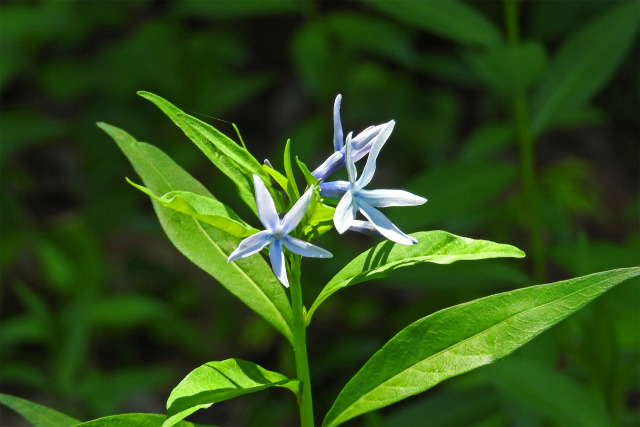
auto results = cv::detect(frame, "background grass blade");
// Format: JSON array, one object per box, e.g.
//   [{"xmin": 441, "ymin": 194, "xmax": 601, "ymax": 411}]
[
  {"xmin": 365, "ymin": 0, "xmax": 502, "ymax": 48},
  {"xmin": 0, "ymin": 393, "xmax": 80, "ymax": 427},
  {"xmin": 308, "ymin": 231, "xmax": 524, "ymax": 322},
  {"xmin": 162, "ymin": 359, "xmax": 299, "ymax": 427},
  {"xmin": 488, "ymin": 358, "xmax": 610, "ymax": 426},
  {"xmin": 530, "ymin": 2, "xmax": 639, "ymax": 136},
  {"xmin": 98, "ymin": 122, "xmax": 294, "ymax": 343},
  {"xmin": 322, "ymin": 267, "xmax": 640, "ymax": 427}
]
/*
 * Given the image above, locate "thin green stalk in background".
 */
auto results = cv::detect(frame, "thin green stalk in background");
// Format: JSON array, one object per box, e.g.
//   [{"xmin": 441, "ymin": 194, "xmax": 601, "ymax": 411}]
[
  {"xmin": 504, "ymin": 0, "xmax": 546, "ymax": 283},
  {"xmin": 289, "ymin": 255, "xmax": 315, "ymax": 427}
]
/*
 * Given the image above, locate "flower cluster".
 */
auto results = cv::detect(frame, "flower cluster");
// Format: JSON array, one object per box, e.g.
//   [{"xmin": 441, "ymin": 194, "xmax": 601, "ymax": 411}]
[{"xmin": 228, "ymin": 95, "xmax": 426, "ymax": 287}]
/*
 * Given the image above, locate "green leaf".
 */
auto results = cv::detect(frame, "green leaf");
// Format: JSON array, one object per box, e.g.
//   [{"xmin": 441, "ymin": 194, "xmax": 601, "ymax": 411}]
[
  {"xmin": 283, "ymin": 139, "xmax": 300, "ymax": 200},
  {"xmin": 127, "ymin": 178, "xmax": 258, "ymax": 239},
  {"xmin": 488, "ymin": 358, "xmax": 610, "ymax": 426},
  {"xmin": 301, "ymin": 193, "xmax": 335, "ymax": 241},
  {"xmin": 163, "ymin": 359, "xmax": 300, "ymax": 427},
  {"xmin": 460, "ymin": 122, "xmax": 514, "ymax": 161},
  {"xmin": 137, "ymin": 91, "xmax": 272, "ymax": 214},
  {"xmin": 263, "ymin": 164, "xmax": 295, "ymax": 206},
  {"xmin": 530, "ymin": 2, "xmax": 639, "ymax": 136},
  {"xmin": 76, "ymin": 413, "xmax": 204, "ymax": 427},
  {"xmin": 322, "ymin": 267, "xmax": 640, "ymax": 426},
  {"xmin": 365, "ymin": 0, "xmax": 502, "ymax": 48},
  {"xmin": 400, "ymin": 162, "xmax": 517, "ymax": 230},
  {"xmin": 295, "ymin": 156, "xmax": 318, "ymax": 187},
  {"xmin": 0, "ymin": 393, "xmax": 79, "ymax": 427},
  {"xmin": 308, "ymin": 231, "xmax": 524, "ymax": 322},
  {"xmin": 470, "ymin": 42, "xmax": 547, "ymax": 97},
  {"xmin": 385, "ymin": 387, "xmax": 501, "ymax": 427},
  {"xmin": 98, "ymin": 122, "xmax": 294, "ymax": 343}
]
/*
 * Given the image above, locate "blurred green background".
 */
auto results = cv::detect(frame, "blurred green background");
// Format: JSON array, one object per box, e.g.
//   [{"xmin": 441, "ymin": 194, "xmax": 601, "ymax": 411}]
[{"xmin": 1, "ymin": 1, "xmax": 638, "ymax": 425}]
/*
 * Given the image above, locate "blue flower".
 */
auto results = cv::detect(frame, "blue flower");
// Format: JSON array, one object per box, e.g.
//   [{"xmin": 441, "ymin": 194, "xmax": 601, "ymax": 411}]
[
  {"xmin": 228, "ymin": 175, "xmax": 332, "ymax": 287},
  {"xmin": 320, "ymin": 122, "xmax": 427, "ymax": 245},
  {"xmin": 312, "ymin": 94, "xmax": 391, "ymax": 182}
]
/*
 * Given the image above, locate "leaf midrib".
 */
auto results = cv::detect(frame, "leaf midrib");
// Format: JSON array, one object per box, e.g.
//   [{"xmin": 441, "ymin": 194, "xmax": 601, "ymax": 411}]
[
  {"xmin": 136, "ymin": 142, "xmax": 292, "ymax": 343},
  {"xmin": 329, "ymin": 272, "xmax": 623, "ymax": 424},
  {"xmin": 330, "ymin": 236, "xmax": 513, "ymax": 290}
]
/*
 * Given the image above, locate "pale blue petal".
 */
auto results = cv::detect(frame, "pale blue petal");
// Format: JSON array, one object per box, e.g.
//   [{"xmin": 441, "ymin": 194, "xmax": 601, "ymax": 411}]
[
  {"xmin": 351, "ymin": 124, "xmax": 384, "ymax": 162},
  {"xmin": 358, "ymin": 201, "xmax": 417, "ymax": 245},
  {"xmin": 344, "ymin": 133, "xmax": 357, "ymax": 185},
  {"xmin": 334, "ymin": 190, "xmax": 357, "ymax": 234},
  {"xmin": 227, "ymin": 230, "xmax": 272, "ymax": 262},
  {"xmin": 358, "ymin": 189, "xmax": 427, "ymax": 207},
  {"xmin": 253, "ymin": 174, "xmax": 279, "ymax": 231},
  {"xmin": 269, "ymin": 239, "xmax": 288, "ymax": 287},
  {"xmin": 358, "ymin": 120, "xmax": 395, "ymax": 188},
  {"xmin": 281, "ymin": 185, "xmax": 314, "ymax": 234},
  {"xmin": 283, "ymin": 236, "xmax": 333, "ymax": 258},
  {"xmin": 347, "ymin": 220, "xmax": 384, "ymax": 238},
  {"xmin": 311, "ymin": 151, "xmax": 344, "ymax": 182},
  {"xmin": 319, "ymin": 180, "xmax": 350, "ymax": 199},
  {"xmin": 333, "ymin": 94, "xmax": 344, "ymax": 152}
]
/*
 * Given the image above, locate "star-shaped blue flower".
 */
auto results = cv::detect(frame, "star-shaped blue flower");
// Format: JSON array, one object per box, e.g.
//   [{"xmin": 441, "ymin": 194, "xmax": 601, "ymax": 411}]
[
  {"xmin": 312, "ymin": 94, "xmax": 392, "ymax": 182},
  {"xmin": 228, "ymin": 175, "xmax": 332, "ymax": 287},
  {"xmin": 320, "ymin": 122, "xmax": 427, "ymax": 245}
]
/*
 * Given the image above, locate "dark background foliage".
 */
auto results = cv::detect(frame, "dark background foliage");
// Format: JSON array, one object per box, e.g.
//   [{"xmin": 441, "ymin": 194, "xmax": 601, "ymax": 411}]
[{"xmin": 1, "ymin": 1, "xmax": 638, "ymax": 425}]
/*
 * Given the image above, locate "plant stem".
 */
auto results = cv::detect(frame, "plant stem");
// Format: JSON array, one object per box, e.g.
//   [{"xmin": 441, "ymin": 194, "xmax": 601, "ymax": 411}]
[
  {"xmin": 289, "ymin": 255, "xmax": 315, "ymax": 427},
  {"xmin": 504, "ymin": 0, "xmax": 546, "ymax": 283}
]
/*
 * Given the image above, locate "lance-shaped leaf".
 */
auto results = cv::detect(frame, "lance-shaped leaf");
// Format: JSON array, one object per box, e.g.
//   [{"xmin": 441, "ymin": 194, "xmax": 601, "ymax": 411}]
[
  {"xmin": 488, "ymin": 358, "xmax": 610, "ymax": 426},
  {"xmin": 137, "ymin": 91, "xmax": 272, "ymax": 213},
  {"xmin": 263, "ymin": 164, "xmax": 297, "ymax": 208},
  {"xmin": 127, "ymin": 179, "xmax": 259, "ymax": 239},
  {"xmin": 365, "ymin": 0, "xmax": 502, "ymax": 48},
  {"xmin": 301, "ymin": 191, "xmax": 335, "ymax": 241},
  {"xmin": 322, "ymin": 267, "xmax": 640, "ymax": 427},
  {"xmin": 76, "ymin": 413, "xmax": 204, "ymax": 427},
  {"xmin": 530, "ymin": 2, "xmax": 639, "ymax": 136},
  {"xmin": 163, "ymin": 359, "xmax": 300, "ymax": 427},
  {"xmin": 98, "ymin": 122, "xmax": 294, "ymax": 343},
  {"xmin": 0, "ymin": 393, "xmax": 80, "ymax": 427},
  {"xmin": 308, "ymin": 231, "xmax": 525, "ymax": 322},
  {"xmin": 283, "ymin": 139, "xmax": 300, "ymax": 200}
]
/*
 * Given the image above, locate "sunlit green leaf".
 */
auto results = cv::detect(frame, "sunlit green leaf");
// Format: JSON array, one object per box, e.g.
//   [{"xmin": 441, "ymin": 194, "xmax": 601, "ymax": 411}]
[
  {"xmin": 76, "ymin": 413, "xmax": 205, "ymax": 427},
  {"xmin": 263, "ymin": 164, "xmax": 295, "ymax": 205},
  {"xmin": 127, "ymin": 179, "xmax": 258, "ymax": 239},
  {"xmin": 163, "ymin": 359, "xmax": 299, "ymax": 427},
  {"xmin": 0, "ymin": 393, "xmax": 79, "ymax": 427},
  {"xmin": 308, "ymin": 231, "xmax": 524, "ymax": 322},
  {"xmin": 283, "ymin": 140, "xmax": 300, "ymax": 200},
  {"xmin": 365, "ymin": 0, "xmax": 502, "ymax": 48},
  {"xmin": 301, "ymin": 188, "xmax": 335, "ymax": 241},
  {"xmin": 137, "ymin": 91, "xmax": 272, "ymax": 214},
  {"xmin": 323, "ymin": 267, "xmax": 640, "ymax": 426},
  {"xmin": 295, "ymin": 156, "xmax": 317, "ymax": 187},
  {"xmin": 530, "ymin": 2, "xmax": 639, "ymax": 136},
  {"xmin": 98, "ymin": 122, "xmax": 294, "ymax": 343}
]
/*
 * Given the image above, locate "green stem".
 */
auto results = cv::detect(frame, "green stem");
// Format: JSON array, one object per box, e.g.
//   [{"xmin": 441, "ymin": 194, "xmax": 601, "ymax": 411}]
[
  {"xmin": 289, "ymin": 255, "xmax": 315, "ymax": 427},
  {"xmin": 504, "ymin": 0, "xmax": 546, "ymax": 283}
]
